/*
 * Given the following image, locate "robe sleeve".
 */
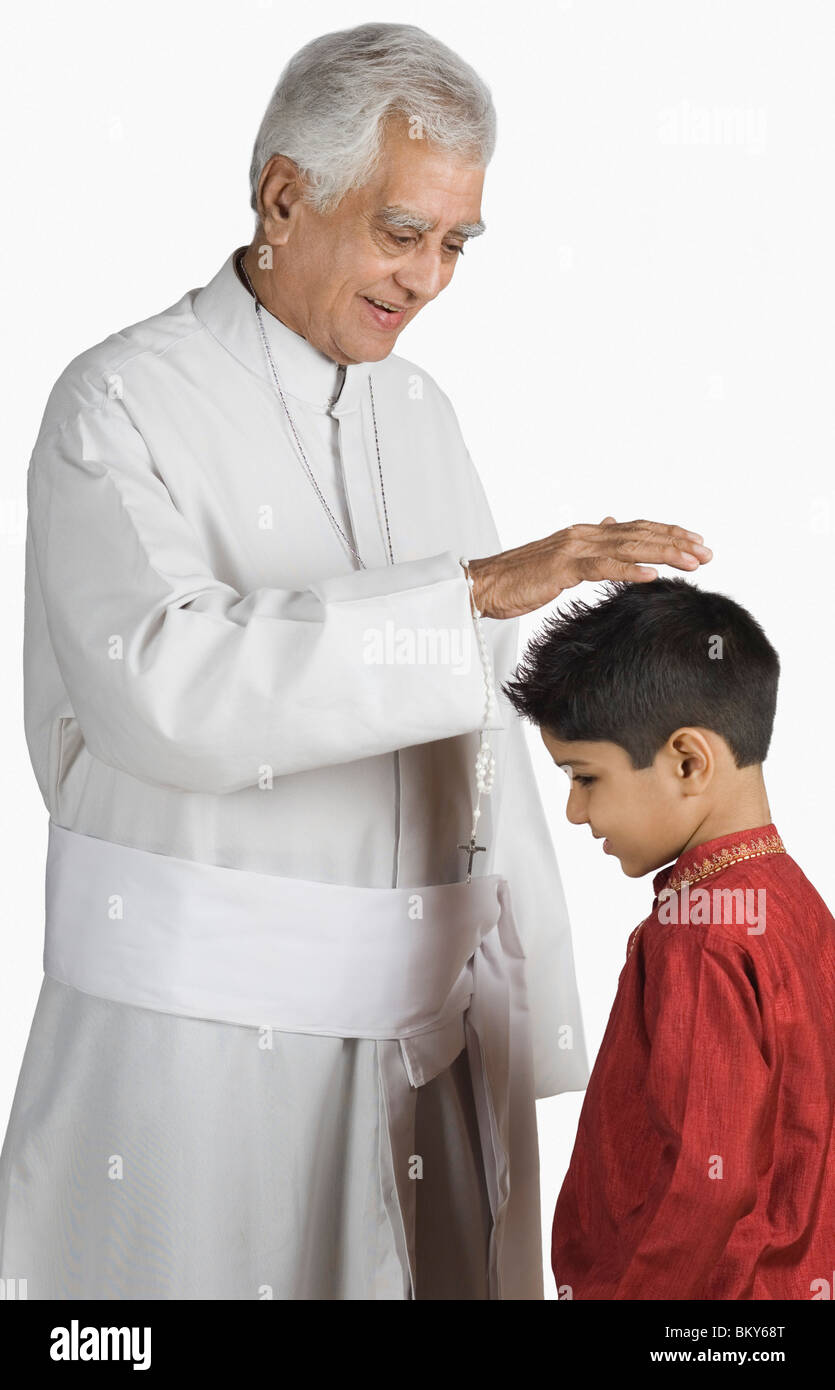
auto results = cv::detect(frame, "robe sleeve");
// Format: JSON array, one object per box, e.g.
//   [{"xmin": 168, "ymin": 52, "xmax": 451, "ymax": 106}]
[
  {"xmin": 611, "ymin": 928, "xmax": 772, "ymax": 1299},
  {"xmin": 26, "ymin": 398, "xmax": 503, "ymax": 795}
]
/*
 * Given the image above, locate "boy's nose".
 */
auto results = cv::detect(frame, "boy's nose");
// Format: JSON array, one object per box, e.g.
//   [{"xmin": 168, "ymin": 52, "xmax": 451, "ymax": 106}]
[{"xmin": 565, "ymin": 793, "xmax": 588, "ymax": 827}]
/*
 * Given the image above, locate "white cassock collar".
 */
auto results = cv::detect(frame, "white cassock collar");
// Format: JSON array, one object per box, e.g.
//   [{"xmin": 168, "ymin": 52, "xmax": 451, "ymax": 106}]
[{"xmin": 192, "ymin": 247, "xmax": 368, "ymax": 417}]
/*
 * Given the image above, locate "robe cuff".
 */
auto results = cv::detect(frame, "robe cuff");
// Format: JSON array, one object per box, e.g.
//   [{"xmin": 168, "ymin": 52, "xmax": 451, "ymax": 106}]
[{"xmin": 308, "ymin": 549, "xmax": 506, "ymax": 739}]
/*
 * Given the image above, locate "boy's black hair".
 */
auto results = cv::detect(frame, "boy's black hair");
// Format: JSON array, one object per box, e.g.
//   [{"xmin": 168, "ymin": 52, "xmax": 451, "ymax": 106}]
[{"xmin": 501, "ymin": 578, "xmax": 780, "ymax": 769}]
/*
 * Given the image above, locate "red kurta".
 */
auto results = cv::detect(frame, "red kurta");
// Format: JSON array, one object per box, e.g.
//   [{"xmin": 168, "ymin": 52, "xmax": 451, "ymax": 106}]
[{"xmin": 552, "ymin": 823, "xmax": 835, "ymax": 1300}]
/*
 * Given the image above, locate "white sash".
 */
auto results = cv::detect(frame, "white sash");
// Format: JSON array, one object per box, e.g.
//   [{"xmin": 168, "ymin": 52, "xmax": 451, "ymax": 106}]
[{"xmin": 43, "ymin": 820, "xmax": 543, "ymax": 1299}]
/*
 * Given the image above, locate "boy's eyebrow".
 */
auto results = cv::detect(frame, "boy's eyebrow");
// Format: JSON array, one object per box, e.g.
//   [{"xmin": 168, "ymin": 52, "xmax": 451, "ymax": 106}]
[
  {"xmin": 557, "ymin": 759, "xmax": 591, "ymax": 769},
  {"xmin": 377, "ymin": 205, "xmax": 486, "ymax": 239}
]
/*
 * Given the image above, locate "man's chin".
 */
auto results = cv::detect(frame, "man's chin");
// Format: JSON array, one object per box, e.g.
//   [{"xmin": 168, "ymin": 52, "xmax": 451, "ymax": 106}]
[{"xmin": 354, "ymin": 330, "xmax": 400, "ymax": 362}]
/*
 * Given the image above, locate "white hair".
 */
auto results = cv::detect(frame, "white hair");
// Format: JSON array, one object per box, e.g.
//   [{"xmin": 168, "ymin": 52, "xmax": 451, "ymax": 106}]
[{"xmin": 248, "ymin": 22, "xmax": 496, "ymax": 218}]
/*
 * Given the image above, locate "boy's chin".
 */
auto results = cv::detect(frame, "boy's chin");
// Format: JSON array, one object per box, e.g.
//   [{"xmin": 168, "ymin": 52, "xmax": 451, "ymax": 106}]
[
  {"xmin": 617, "ymin": 845, "xmax": 682, "ymax": 879},
  {"xmin": 615, "ymin": 850, "xmax": 662, "ymax": 879}
]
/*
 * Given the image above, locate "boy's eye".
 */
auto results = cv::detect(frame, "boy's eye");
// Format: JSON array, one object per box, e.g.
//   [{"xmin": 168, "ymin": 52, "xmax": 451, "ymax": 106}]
[{"xmin": 573, "ymin": 775, "xmax": 596, "ymax": 786}]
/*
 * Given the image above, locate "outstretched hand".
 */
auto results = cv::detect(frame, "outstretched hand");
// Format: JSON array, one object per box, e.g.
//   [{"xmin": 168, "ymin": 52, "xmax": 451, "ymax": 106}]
[{"xmin": 468, "ymin": 516, "xmax": 713, "ymax": 620}]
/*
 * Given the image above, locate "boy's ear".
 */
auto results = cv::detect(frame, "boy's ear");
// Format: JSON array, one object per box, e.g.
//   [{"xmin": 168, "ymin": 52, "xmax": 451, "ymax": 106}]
[{"xmin": 665, "ymin": 727, "xmax": 714, "ymax": 793}]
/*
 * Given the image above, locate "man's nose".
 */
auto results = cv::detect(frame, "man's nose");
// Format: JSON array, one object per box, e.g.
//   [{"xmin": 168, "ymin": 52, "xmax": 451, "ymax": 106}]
[{"xmin": 394, "ymin": 244, "xmax": 446, "ymax": 303}]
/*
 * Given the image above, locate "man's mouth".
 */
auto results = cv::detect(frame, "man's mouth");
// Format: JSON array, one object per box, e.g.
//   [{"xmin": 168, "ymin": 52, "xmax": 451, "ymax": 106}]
[{"xmin": 361, "ymin": 296, "xmax": 408, "ymax": 330}]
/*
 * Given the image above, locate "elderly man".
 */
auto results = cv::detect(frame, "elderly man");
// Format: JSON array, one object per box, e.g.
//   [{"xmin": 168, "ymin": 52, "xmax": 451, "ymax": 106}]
[{"xmin": 0, "ymin": 22, "xmax": 711, "ymax": 1301}]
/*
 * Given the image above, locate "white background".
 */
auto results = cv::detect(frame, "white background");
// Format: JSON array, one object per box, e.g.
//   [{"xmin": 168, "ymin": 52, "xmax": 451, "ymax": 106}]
[{"xmin": 2, "ymin": 0, "xmax": 832, "ymax": 1299}]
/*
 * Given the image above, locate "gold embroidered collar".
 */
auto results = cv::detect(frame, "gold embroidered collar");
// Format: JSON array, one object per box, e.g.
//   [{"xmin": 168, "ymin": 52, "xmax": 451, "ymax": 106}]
[
  {"xmin": 663, "ymin": 829, "xmax": 785, "ymax": 894},
  {"xmin": 627, "ymin": 827, "xmax": 786, "ymax": 962}
]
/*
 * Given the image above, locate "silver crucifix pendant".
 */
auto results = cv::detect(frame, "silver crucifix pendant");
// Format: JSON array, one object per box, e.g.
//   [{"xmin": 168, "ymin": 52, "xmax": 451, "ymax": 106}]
[{"xmin": 458, "ymin": 834, "xmax": 486, "ymax": 882}]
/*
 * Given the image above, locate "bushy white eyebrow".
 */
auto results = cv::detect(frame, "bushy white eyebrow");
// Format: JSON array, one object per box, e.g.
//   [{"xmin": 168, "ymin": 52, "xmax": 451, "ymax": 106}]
[{"xmin": 377, "ymin": 205, "xmax": 486, "ymax": 239}]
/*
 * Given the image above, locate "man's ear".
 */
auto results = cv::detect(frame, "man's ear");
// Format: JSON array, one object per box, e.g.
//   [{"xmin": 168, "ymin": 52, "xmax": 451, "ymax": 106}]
[{"xmin": 257, "ymin": 154, "xmax": 306, "ymax": 247}]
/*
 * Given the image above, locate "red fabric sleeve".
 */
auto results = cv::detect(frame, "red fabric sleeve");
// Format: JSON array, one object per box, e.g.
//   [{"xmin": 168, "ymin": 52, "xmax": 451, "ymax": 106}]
[{"xmin": 612, "ymin": 928, "xmax": 772, "ymax": 1299}]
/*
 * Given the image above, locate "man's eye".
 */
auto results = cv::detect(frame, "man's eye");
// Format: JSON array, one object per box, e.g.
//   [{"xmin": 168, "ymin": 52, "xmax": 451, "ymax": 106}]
[{"xmin": 387, "ymin": 233, "xmax": 464, "ymax": 256}]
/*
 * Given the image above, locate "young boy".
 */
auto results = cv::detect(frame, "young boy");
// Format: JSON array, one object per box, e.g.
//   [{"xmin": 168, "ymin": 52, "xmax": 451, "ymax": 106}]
[{"xmin": 503, "ymin": 577, "xmax": 835, "ymax": 1301}]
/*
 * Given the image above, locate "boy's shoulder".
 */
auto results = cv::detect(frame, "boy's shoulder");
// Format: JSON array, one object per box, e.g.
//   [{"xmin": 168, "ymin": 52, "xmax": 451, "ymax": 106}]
[{"xmin": 642, "ymin": 848, "xmax": 834, "ymax": 966}]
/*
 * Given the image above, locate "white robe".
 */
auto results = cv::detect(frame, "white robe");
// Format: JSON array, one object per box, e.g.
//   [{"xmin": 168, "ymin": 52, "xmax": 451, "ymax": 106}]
[{"xmin": 0, "ymin": 248, "xmax": 589, "ymax": 1300}]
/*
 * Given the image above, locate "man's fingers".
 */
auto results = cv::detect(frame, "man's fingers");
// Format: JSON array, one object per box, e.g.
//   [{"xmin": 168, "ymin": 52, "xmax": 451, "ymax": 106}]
[
  {"xmin": 661, "ymin": 542, "xmax": 700, "ymax": 564},
  {"xmin": 571, "ymin": 536, "xmax": 708, "ymax": 568},
  {"xmin": 603, "ymin": 558, "xmax": 660, "ymax": 582},
  {"xmin": 596, "ymin": 519, "xmax": 709, "ymax": 550},
  {"xmin": 606, "ymin": 538, "xmax": 698, "ymax": 568},
  {"xmin": 620, "ymin": 563, "xmax": 659, "ymax": 582},
  {"xmin": 577, "ymin": 555, "xmax": 659, "ymax": 583},
  {"xmin": 575, "ymin": 519, "xmax": 708, "ymax": 549},
  {"xmin": 585, "ymin": 522, "xmax": 712, "ymax": 566},
  {"xmin": 620, "ymin": 518, "xmax": 704, "ymax": 543},
  {"xmin": 617, "ymin": 520, "xmax": 711, "ymax": 555}
]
